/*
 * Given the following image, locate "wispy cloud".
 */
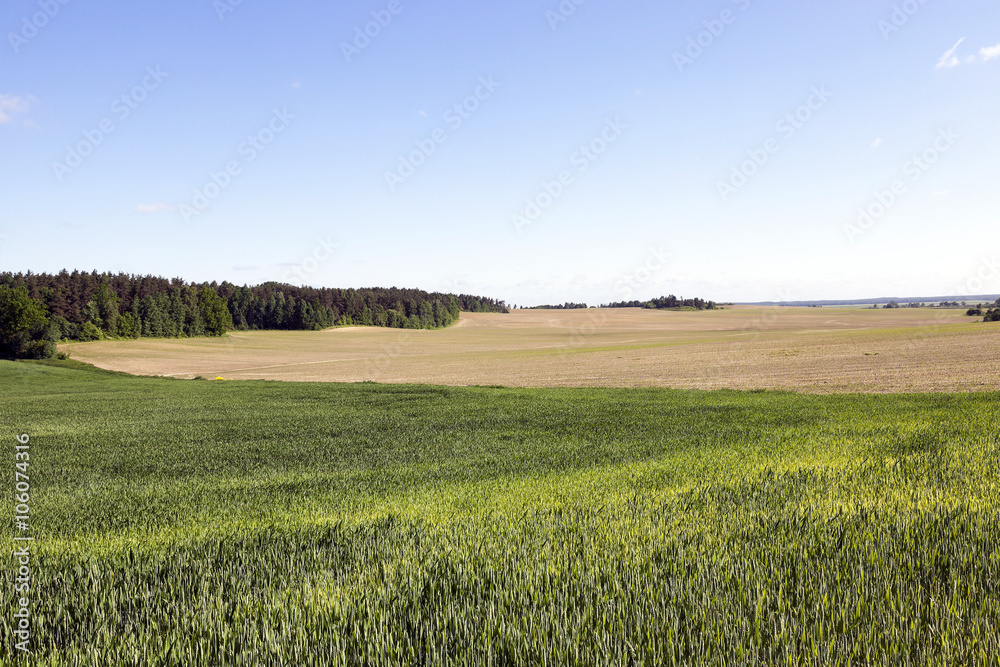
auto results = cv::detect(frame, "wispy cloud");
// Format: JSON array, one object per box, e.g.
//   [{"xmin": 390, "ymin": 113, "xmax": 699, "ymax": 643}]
[
  {"xmin": 871, "ymin": 138, "xmax": 883, "ymax": 149},
  {"xmin": 980, "ymin": 43, "xmax": 1000, "ymax": 62},
  {"xmin": 936, "ymin": 38, "xmax": 1000, "ymax": 69},
  {"xmin": 135, "ymin": 202, "xmax": 175, "ymax": 214},
  {"xmin": 936, "ymin": 38, "xmax": 967, "ymax": 69},
  {"xmin": 0, "ymin": 94, "xmax": 37, "ymax": 125}
]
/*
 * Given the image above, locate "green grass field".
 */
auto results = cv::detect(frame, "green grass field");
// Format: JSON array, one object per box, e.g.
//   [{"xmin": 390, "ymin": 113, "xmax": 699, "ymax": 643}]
[{"xmin": 3, "ymin": 359, "xmax": 999, "ymax": 665}]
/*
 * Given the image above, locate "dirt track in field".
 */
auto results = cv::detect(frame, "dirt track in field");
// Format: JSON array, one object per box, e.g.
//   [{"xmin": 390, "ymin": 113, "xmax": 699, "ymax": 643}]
[{"xmin": 60, "ymin": 307, "xmax": 1000, "ymax": 393}]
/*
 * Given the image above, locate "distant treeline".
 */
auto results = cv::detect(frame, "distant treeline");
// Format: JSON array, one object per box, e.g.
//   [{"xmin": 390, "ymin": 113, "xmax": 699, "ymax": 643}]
[
  {"xmin": 875, "ymin": 300, "xmax": 993, "ymax": 309},
  {"xmin": 527, "ymin": 296, "xmax": 719, "ymax": 311},
  {"xmin": 527, "ymin": 303, "xmax": 590, "ymax": 310},
  {"xmin": 0, "ymin": 271, "xmax": 508, "ymax": 357},
  {"xmin": 601, "ymin": 295, "xmax": 719, "ymax": 311}
]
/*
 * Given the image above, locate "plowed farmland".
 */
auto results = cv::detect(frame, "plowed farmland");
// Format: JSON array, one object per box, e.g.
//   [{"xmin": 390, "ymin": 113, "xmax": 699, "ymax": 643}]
[{"xmin": 62, "ymin": 307, "xmax": 1000, "ymax": 392}]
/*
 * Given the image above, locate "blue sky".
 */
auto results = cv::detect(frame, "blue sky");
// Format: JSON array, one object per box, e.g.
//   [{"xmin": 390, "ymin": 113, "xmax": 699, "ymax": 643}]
[{"xmin": 2, "ymin": 0, "xmax": 998, "ymax": 305}]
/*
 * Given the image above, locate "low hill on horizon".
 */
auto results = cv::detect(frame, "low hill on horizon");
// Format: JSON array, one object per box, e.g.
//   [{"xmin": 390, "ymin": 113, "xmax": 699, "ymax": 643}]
[{"xmin": 742, "ymin": 295, "xmax": 1000, "ymax": 307}]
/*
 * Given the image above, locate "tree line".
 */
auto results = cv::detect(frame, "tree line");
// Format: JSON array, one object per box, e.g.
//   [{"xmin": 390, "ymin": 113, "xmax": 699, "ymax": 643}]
[
  {"xmin": 527, "ymin": 296, "xmax": 719, "ymax": 311},
  {"xmin": 0, "ymin": 270, "xmax": 508, "ymax": 359},
  {"xmin": 601, "ymin": 295, "xmax": 719, "ymax": 311},
  {"xmin": 526, "ymin": 303, "xmax": 590, "ymax": 310}
]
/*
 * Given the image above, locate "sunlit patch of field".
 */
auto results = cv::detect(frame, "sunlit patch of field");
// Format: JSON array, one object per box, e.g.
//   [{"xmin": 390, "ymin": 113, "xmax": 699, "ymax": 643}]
[{"xmin": 61, "ymin": 306, "xmax": 1000, "ymax": 392}]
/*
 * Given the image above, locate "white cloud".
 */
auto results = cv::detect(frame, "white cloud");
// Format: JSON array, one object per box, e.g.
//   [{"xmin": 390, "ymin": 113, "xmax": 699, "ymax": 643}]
[
  {"xmin": 936, "ymin": 38, "xmax": 967, "ymax": 69},
  {"xmin": 980, "ymin": 43, "xmax": 1000, "ymax": 62},
  {"xmin": 936, "ymin": 38, "xmax": 1000, "ymax": 69},
  {"xmin": 871, "ymin": 138, "xmax": 883, "ymax": 149},
  {"xmin": 932, "ymin": 190, "xmax": 951, "ymax": 197},
  {"xmin": 135, "ymin": 203, "xmax": 175, "ymax": 214},
  {"xmin": 0, "ymin": 94, "xmax": 37, "ymax": 125}
]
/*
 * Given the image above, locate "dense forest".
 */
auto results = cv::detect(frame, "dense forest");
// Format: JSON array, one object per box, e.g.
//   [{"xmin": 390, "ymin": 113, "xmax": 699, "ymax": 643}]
[
  {"xmin": 0, "ymin": 270, "xmax": 508, "ymax": 359},
  {"xmin": 601, "ymin": 295, "xmax": 719, "ymax": 310}
]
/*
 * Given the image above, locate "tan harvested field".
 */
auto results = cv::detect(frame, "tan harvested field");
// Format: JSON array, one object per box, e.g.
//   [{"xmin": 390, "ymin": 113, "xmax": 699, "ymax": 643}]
[{"xmin": 61, "ymin": 307, "xmax": 1000, "ymax": 393}]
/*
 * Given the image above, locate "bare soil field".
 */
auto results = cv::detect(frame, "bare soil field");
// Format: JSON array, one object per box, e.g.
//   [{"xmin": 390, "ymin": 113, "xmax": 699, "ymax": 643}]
[{"xmin": 60, "ymin": 307, "xmax": 1000, "ymax": 393}]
